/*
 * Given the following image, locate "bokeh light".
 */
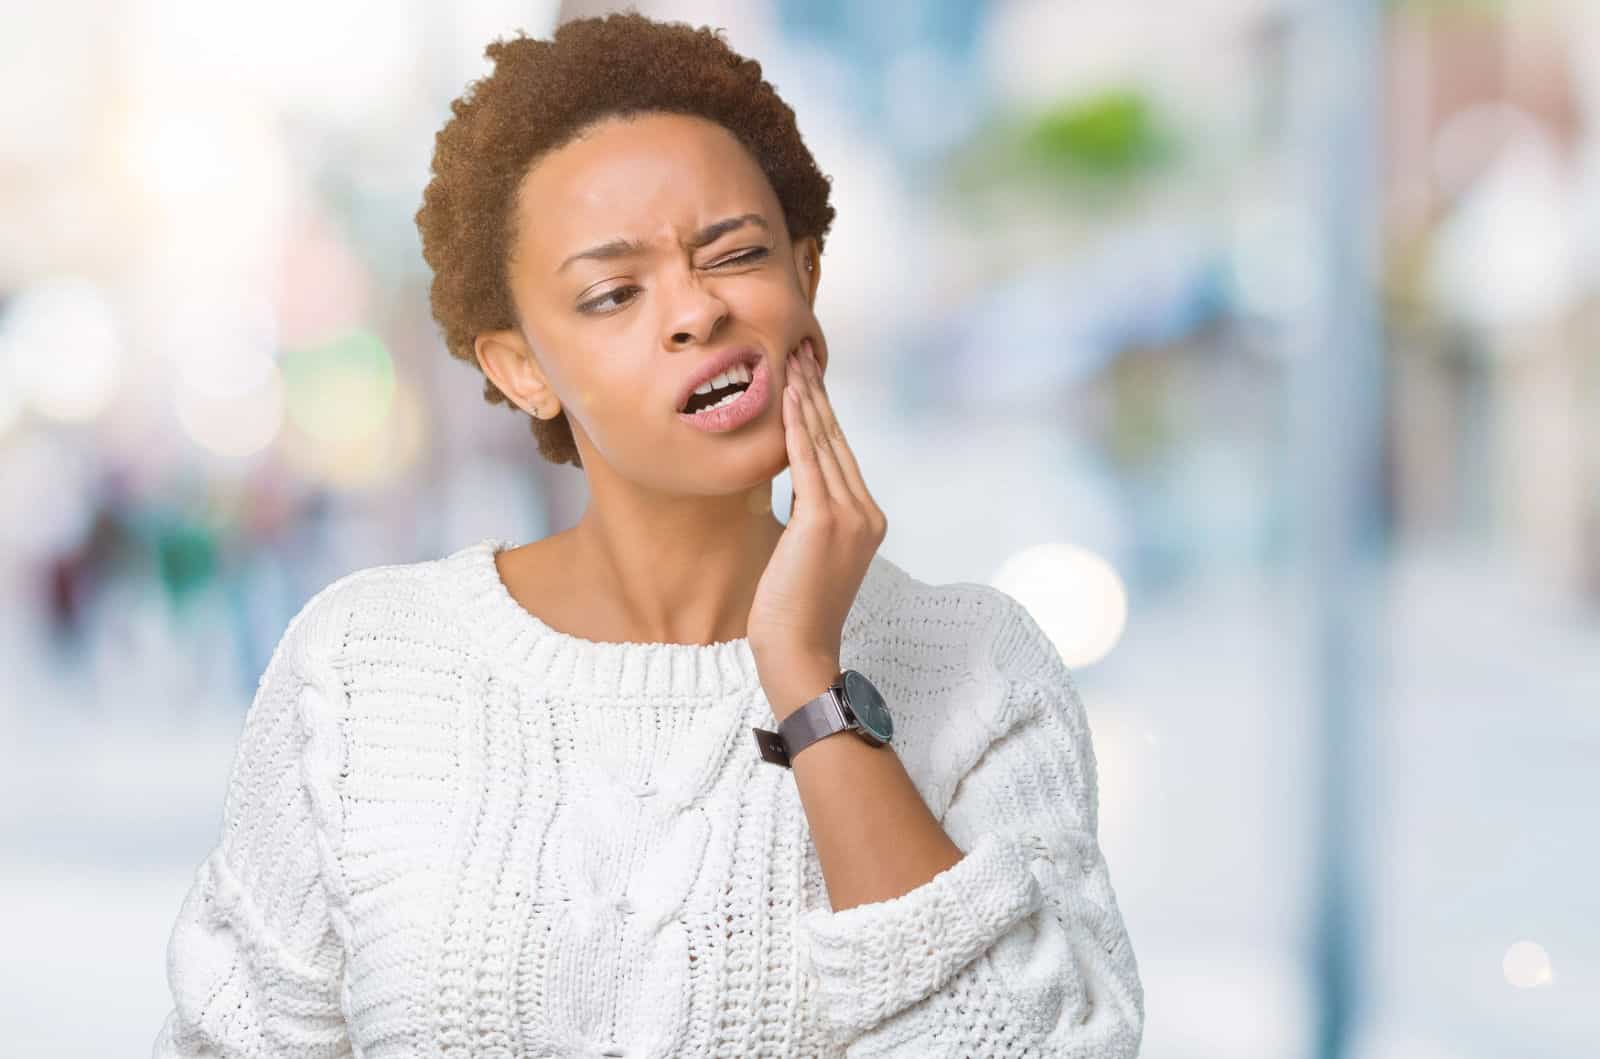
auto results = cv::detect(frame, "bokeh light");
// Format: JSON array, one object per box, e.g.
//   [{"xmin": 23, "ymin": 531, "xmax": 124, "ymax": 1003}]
[
  {"xmin": 173, "ymin": 361, "xmax": 286, "ymax": 464},
  {"xmin": 1502, "ymin": 940, "xmax": 1554, "ymax": 989},
  {"xmin": 280, "ymin": 328, "xmax": 396, "ymax": 447},
  {"xmin": 280, "ymin": 367, "xmax": 427, "ymax": 491},
  {"xmin": 990, "ymin": 540, "xmax": 1129, "ymax": 668},
  {"xmin": 0, "ymin": 277, "xmax": 125, "ymax": 424}
]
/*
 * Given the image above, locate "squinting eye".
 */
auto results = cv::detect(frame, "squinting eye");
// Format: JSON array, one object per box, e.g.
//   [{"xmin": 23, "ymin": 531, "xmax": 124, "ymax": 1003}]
[{"xmin": 716, "ymin": 248, "xmax": 769, "ymax": 267}]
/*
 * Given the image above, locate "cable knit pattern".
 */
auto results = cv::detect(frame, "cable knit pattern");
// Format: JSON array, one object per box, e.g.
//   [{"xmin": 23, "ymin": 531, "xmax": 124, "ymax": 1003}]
[
  {"xmin": 155, "ymin": 536, "xmax": 1143, "ymax": 1058},
  {"xmin": 794, "ymin": 584, "xmax": 1146, "ymax": 1057}
]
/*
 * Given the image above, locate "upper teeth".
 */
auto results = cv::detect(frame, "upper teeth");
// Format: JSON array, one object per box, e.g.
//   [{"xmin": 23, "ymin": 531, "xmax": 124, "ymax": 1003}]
[{"xmin": 692, "ymin": 362, "xmax": 752, "ymax": 396}]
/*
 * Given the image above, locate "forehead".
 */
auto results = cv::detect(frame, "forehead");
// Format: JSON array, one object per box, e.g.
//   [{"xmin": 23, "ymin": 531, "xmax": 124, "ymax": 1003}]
[{"xmin": 516, "ymin": 112, "xmax": 780, "ymax": 264}]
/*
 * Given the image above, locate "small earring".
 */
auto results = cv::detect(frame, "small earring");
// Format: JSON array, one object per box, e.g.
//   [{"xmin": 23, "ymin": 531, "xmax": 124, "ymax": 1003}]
[{"xmin": 806, "ymin": 259, "xmax": 814, "ymax": 271}]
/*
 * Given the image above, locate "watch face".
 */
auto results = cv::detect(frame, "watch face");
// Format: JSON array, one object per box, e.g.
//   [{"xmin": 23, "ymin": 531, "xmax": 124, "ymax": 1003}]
[{"xmin": 842, "ymin": 670, "xmax": 893, "ymax": 743}]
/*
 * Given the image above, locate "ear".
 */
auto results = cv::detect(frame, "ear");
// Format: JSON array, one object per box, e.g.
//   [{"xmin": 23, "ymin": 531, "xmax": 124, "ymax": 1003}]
[
  {"xmin": 792, "ymin": 236, "xmax": 821, "ymax": 308},
  {"xmin": 474, "ymin": 328, "xmax": 561, "ymax": 420}
]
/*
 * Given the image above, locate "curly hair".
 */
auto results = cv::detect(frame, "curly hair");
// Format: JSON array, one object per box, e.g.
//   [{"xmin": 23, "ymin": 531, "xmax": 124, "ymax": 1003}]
[{"xmin": 415, "ymin": 11, "xmax": 837, "ymax": 468}]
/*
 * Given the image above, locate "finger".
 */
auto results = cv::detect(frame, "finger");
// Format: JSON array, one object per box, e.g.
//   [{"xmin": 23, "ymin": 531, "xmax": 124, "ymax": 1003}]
[
  {"xmin": 783, "ymin": 367, "xmax": 828, "ymax": 520},
  {"xmin": 791, "ymin": 348, "xmax": 853, "ymax": 510},
  {"xmin": 798, "ymin": 342, "xmax": 880, "ymax": 519}
]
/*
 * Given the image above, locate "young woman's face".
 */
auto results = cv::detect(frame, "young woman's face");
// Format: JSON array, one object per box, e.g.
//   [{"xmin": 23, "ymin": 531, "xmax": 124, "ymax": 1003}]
[{"xmin": 488, "ymin": 110, "xmax": 824, "ymax": 494}]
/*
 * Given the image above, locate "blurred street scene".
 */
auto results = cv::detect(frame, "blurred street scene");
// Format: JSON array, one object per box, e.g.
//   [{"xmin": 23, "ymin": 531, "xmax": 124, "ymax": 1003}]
[{"xmin": 1, "ymin": 1, "xmax": 1595, "ymax": 1055}]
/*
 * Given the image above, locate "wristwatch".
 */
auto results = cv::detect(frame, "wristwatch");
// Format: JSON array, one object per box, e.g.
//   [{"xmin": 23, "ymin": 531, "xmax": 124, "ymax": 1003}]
[{"xmin": 752, "ymin": 668, "xmax": 894, "ymax": 768}]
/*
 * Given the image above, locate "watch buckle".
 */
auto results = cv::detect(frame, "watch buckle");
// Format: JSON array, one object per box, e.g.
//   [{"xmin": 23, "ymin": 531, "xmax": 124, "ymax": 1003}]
[{"xmin": 751, "ymin": 726, "xmax": 791, "ymax": 767}]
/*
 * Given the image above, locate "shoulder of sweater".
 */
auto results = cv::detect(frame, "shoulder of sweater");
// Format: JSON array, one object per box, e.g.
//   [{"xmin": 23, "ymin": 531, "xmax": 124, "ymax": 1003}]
[
  {"xmin": 857, "ymin": 558, "xmax": 1062, "ymax": 810},
  {"xmin": 855, "ymin": 553, "xmax": 1045, "ymax": 713},
  {"xmin": 870, "ymin": 554, "xmax": 1023, "ymax": 654},
  {"xmin": 275, "ymin": 547, "xmax": 475, "ymax": 668},
  {"xmin": 875, "ymin": 557, "xmax": 1077, "ymax": 724}
]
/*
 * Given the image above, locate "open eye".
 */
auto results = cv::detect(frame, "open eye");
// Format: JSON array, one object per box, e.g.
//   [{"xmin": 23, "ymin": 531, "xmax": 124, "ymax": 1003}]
[{"xmin": 578, "ymin": 286, "xmax": 640, "ymax": 314}]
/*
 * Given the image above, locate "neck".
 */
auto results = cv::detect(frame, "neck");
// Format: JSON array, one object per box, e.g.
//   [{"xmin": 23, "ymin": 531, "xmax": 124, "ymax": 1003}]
[{"xmin": 565, "ymin": 484, "xmax": 786, "ymax": 645}]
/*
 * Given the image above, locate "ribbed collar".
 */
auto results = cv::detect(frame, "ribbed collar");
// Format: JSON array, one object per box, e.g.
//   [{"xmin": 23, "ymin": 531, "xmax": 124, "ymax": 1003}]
[{"xmin": 446, "ymin": 535, "xmax": 904, "ymax": 702}]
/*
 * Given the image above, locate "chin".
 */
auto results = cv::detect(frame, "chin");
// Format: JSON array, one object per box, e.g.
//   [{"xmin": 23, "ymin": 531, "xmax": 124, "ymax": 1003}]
[{"xmin": 690, "ymin": 429, "xmax": 788, "ymax": 485}]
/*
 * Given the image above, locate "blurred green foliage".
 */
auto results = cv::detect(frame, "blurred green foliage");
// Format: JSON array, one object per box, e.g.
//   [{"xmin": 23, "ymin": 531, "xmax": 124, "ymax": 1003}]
[
  {"xmin": 945, "ymin": 87, "xmax": 1178, "ymax": 206},
  {"xmin": 1020, "ymin": 91, "xmax": 1171, "ymax": 177}
]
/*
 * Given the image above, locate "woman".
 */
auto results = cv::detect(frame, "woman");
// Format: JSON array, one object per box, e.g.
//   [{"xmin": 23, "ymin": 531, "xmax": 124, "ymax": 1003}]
[{"xmin": 154, "ymin": 13, "xmax": 1144, "ymax": 1058}]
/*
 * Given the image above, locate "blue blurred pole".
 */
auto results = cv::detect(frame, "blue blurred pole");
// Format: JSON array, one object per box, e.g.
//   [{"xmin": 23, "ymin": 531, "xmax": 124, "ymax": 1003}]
[{"xmin": 1287, "ymin": 1, "xmax": 1385, "ymax": 1058}]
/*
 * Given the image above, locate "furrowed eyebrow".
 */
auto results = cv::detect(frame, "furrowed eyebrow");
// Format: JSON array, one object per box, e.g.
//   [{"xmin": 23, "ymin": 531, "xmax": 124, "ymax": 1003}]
[{"xmin": 557, "ymin": 213, "xmax": 769, "ymax": 274}]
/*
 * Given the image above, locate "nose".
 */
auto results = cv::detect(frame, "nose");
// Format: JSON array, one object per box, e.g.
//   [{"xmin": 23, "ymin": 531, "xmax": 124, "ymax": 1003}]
[{"xmin": 661, "ymin": 267, "xmax": 729, "ymax": 347}]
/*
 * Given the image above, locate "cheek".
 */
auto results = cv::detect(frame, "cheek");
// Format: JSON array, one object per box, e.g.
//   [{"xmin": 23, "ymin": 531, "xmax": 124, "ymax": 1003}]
[
  {"xmin": 533, "ymin": 322, "xmax": 637, "ymax": 413},
  {"xmin": 598, "ymin": 350, "xmax": 691, "ymax": 442},
  {"xmin": 575, "ymin": 363, "xmax": 648, "ymax": 424},
  {"xmin": 753, "ymin": 283, "xmax": 818, "ymax": 347}
]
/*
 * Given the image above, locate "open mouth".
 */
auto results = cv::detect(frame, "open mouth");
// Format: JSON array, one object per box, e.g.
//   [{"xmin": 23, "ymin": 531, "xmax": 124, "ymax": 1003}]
[
  {"xmin": 676, "ymin": 355, "xmax": 771, "ymax": 433},
  {"xmin": 679, "ymin": 361, "xmax": 755, "ymax": 415},
  {"xmin": 682, "ymin": 378, "xmax": 752, "ymax": 415}
]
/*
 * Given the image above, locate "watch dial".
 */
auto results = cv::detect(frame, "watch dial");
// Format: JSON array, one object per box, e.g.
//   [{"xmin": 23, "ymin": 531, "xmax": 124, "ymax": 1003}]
[{"xmin": 843, "ymin": 670, "xmax": 893, "ymax": 742}]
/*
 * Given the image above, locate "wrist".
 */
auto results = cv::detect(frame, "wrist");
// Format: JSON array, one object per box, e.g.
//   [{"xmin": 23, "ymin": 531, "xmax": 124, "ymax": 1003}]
[{"xmin": 762, "ymin": 656, "xmax": 841, "ymax": 721}]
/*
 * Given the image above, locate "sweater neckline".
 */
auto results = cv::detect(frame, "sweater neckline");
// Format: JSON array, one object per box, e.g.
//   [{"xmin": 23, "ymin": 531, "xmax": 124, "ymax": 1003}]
[{"xmin": 452, "ymin": 535, "xmax": 896, "ymax": 702}]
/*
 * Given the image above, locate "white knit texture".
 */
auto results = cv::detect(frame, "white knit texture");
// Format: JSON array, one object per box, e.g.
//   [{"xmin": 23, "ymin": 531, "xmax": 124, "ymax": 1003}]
[{"xmin": 155, "ymin": 537, "xmax": 1144, "ymax": 1058}]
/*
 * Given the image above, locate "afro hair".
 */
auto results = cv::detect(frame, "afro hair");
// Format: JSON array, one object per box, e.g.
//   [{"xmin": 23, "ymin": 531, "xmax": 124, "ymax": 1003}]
[{"xmin": 415, "ymin": 11, "xmax": 837, "ymax": 468}]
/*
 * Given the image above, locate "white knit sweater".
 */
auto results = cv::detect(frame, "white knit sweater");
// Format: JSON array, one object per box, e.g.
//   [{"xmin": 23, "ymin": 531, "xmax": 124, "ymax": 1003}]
[{"xmin": 154, "ymin": 536, "xmax": 1143, "ymax": 1058}]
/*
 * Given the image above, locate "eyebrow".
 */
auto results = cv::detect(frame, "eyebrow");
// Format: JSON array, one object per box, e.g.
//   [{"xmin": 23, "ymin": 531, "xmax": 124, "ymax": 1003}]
[{"xmin": 557, "ymin": 213, "xmax": 770, "ymax": 274}]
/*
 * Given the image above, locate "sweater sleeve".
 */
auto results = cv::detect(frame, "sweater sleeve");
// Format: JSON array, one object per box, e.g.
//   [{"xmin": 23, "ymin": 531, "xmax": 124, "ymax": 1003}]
[
  {"xmin": 153, "ymin": 599, "xmax": 353, "ymax": 1059},
  {"xmin": 794, "ymin": 594, "xmax": 1145, "ymax": 1057}
]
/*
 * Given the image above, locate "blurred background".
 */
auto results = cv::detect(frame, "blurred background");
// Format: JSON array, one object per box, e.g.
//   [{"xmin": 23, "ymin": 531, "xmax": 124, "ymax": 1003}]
[{"xmin": 3, "ymin": 0, "xmax": 1596, "ymax": 1055}]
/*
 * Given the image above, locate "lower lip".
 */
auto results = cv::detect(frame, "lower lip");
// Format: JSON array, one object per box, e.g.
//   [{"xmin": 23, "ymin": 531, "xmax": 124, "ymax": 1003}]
[{"xmin": 677, "ymin": 357, "xmax": 771, "ymax": 433}]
